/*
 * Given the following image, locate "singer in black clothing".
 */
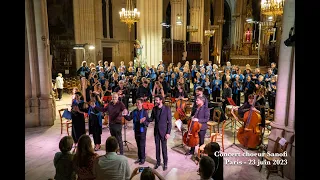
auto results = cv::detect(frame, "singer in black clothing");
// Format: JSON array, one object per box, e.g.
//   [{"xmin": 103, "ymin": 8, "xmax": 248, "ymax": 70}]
[
  {"xmin": 148, "ymin": 95, "xmax": 172, "ymax": 171},
  {"xmin": 114, "ymin": 80, "xmax": 129, "ymax": 108},
  {"xmin": 187, "ymin": 96, "xmax": 210, "ymax": 155},
  {"xmin": 123, "ymin": 98, "xmax": 149, "ymax": 165}
]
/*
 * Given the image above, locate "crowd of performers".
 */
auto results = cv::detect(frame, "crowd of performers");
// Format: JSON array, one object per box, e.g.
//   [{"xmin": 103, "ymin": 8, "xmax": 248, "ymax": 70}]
[{"xmin": 69, "ymin": 59, "xmax": 278, "ymax": 174}]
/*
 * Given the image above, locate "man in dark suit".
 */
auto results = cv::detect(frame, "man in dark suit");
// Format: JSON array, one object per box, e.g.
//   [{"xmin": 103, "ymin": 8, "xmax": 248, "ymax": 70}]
[
  {"xmin": 148, "ymin": 95, "xmax": 172, "ymax": 171},
  {"xmin": 187, "ymin": 95, "xmax": 210, "ymax": 155}
]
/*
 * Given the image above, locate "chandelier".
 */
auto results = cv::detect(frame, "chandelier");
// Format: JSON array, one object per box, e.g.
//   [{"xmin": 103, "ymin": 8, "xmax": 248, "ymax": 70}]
[
  {"xmin": 119, "ymin": 0, "xmax": 140, "ymax": 32},
  {"xmin": 187, "ymin": 26, "xmax": 198, "ymax": 35},
  {"xmin": 261, "ymin": 0, "xmax": 285, "ymax": 16}
]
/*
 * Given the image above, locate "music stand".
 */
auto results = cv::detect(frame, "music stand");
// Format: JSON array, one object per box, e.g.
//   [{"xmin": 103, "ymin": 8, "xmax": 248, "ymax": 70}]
[
  {"xmin": 224, "ymin": 98, "xmax": 244, "ymax": 152},
  {"xmin": 122, "ymin": 118, "xmax": 133, "ymax": 151},
  {"xmin": 171, "ymin": 122, "xmax": 187, "ymax": 154}
]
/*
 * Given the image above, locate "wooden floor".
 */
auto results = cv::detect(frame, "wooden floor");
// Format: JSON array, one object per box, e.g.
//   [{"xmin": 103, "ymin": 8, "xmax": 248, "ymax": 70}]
[{"xmin": 25, "ymin": 92, "xmax": 287, "ymax": 180}]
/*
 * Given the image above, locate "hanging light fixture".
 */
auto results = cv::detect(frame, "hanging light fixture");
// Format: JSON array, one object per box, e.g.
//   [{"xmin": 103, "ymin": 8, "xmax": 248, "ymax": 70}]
[
  {"xmin": 187, "ymin": 25, "xmax": 198, "ymax": 36},
  {"xmin": 261, "ymin": 0, "xmax": 285, "ymax": 16},
  {"xmin": 119, "ymin": 0, "xmax": 140, "ymax": 32},
  {"xmin": 176, "ymin": 14, "xmax": 183, "ymax": 25},
  {"xmin": 204, "ymin": 25, "xmax": 218, "ymax": 37}
]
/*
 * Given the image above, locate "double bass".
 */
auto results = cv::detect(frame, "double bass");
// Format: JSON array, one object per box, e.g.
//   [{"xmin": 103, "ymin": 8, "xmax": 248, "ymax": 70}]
[
  {"xmin": 183, "ymin": 113, "xmax": 202, "ymax": 148},
  {"xmin": 236, "ymin": 95, "xmax": 262, "ymax": 149}
]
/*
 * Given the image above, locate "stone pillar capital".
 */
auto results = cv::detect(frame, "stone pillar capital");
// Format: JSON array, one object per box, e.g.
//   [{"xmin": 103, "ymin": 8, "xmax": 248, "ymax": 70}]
[
  {"xmin": 190, "ymin": 7, "xmax": 200, "ymax": 12},
  {"xmin": 170, "ymin": 0, "xmax": 182, "ymax": 4}
]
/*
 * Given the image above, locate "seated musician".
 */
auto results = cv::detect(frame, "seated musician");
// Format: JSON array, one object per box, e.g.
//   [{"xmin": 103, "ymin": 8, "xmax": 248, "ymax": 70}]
[
  {"xmin": 186, "ymin": 95, "xmax": 210, "ymax": 155},
  {"xmin": 174, "ymin": 84, "xmax": 189, "ymax": 124},
  {"xmin": 136, "ymin": 80, "xmax": 152, "ymax": 102},
  {"xmin": 235, "ymin": 94, "xmax": 262, "ymax": 124}
]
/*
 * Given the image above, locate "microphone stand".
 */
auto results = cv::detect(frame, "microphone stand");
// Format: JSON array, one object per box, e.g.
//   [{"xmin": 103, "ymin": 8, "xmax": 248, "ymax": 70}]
[
  {"xmin": 123, "ymin": 121, "xmax": 133, "ymax": 151},
  {"xmin": 122, "ymin": 112, "xmax": 133, "ymax": 152}
]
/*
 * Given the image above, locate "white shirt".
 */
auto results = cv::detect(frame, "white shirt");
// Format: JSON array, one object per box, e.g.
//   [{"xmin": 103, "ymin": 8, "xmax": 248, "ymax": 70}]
[
  {"xmin": 93, "ymin": 152, "xmax": 130, "ymax": 180},
  {"xmin": 55, "ymin": 76, "xmax": 64, "ymax": 89}
]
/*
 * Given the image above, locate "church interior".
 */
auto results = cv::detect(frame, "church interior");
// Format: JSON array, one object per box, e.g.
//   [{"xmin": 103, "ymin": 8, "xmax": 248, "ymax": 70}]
[{"xmin": 25, "ymin": 0, "xmax": 295, "ymax": 179}]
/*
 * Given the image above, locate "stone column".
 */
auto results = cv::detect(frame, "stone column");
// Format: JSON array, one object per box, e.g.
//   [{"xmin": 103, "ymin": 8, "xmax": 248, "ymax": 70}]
[
  {"xmin": 231, "ymin": 17, "xmax": 236, "ymax": 47},
  {"xmin": 33, "ymin": 0, "xmax": 54, "ymax": 126},
  {"xmin": 189, "ymin": 0, "xmax": 204, "ymax": 43},
  {"xmin": 170, "ymin": 0, "xmax": 187, "ymax": 41},
  {"xmin": 283, "ymin": 47, "xmax": 295, "ymax": 180},
  {"xmin": 201, "ymin": 0, "xmax": 210, "ymax": 60},
  {"xmin": 95, "ymin": 0, "xmax": 103, "ymax": 62},
  {"xmin": 268, "ymin": 0, "xmax": 295, "ymax": 151},
  {"xmin": 106, "ymin": 0, "xmax": 110, "ymax": 39},
  {"xmin": 137, "ymin": 0, "xmax": 163, "ymax": 66},
  {"xmin": 214, "ymin": 0, "xmax": 224, "ymax": 65},
  {"xmin": 73, "ymin": 0, "xmax": 97, "ymax": 67},
  {"xmin": 25, "ymin": 0, "xmax": 41, "ymax": 128}
]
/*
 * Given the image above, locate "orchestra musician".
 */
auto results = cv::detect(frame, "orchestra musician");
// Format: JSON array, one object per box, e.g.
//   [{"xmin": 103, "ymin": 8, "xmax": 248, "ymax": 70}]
[
  {"xmin": 173, "ymin": 84, "xmax": 189, "ymax": 124},
  {"xmin": 136, "ymin": 80, "xmax": 152, "ymax": 102},
  {"xmin": 221, "ymin": 82, "xmax": 232, "ymax": 113},
  {"xmin": 191, "ymin": 87, "xmax": 208, "ymax": 116},
  {"xmin": 186, "ymin": 96, "xmax": 210, "ymax": 155},
  {"xmin": 148, "ymin": 95, "xmax": 172, "ymax": 171},
  {"xmin": 235, "ymin": 94, "xmax": 261, "ymax": 121},
  {"xmin": 91, "ymin": 93, "xmax": 128, "ymax": 155}
]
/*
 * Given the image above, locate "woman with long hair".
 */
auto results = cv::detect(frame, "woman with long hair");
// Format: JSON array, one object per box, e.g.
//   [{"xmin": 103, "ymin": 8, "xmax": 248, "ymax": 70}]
[
  {"xmin": 73, "ymin": 135, "xmax": 98, "ymax": 180},
  {"xmin": 152, "ymin": 81, "xmax": 165, "ymax": 98}
]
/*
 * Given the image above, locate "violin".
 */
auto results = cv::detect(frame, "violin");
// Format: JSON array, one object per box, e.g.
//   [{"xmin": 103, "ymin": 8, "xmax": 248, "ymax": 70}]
[{"xmin": 236, "ymin": 95, "xmax": 262, "ymax": 149}]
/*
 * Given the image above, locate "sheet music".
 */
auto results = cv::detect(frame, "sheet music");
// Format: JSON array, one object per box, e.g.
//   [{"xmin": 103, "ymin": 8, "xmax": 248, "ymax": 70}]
[
  {"xmin": 175, "ymin": 119, "xmax": 182, "ymax": 132},
  {"xmin": 279, "ymin": 138, "xmax": 287, "ymax": 146}
]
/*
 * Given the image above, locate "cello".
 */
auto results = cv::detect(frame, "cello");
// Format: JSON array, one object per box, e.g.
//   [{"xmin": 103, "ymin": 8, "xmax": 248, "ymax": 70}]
[
  {"xmin": 173, "ymin": 98, "xmax": 187, "ymax": 123},
  {"xmin": 236, "ymin": 95, "xmax": 262, "ymax": 149},
  {"xmin": 183, "ymin": 113, "xmax": 202, "ymax": 148}
]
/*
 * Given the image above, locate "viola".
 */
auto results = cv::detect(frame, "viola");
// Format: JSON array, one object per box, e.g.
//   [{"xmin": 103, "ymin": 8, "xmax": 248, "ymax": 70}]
[{"xmin": 236, "ymin": 95, "xmax": 262, "ymax": 149}]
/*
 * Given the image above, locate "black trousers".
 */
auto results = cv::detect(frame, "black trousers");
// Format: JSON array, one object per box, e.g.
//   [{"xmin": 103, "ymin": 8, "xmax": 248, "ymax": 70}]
[
  {"xmin": 155, "ymin": 132, "xmax": 168, "ymax": 165},
  {"xmin": 57, "ymin": 88, "xmax": 63, "ymax": 99},
  {"xmin": 120, "ymin": 96, "xmax": 129, "ymax": 109},
  {"xmin": 135, "ymin": 131, "xmax": 147, "ymax": 160},
  {"xmin": 93, "ymin": 132, "xmax": 101, "ymax": 145},
  {"xmin": 109, "ymin": 124, "xmax": 124, "ymax": 154},
  {"xmin": 190, "ymin": 130, "xmax": 206, "ymax": 154},
  {"xmin": 131, "ymin": 89, "xmax": 137, "ymax": 104},
  {"xmin": 212, "ymin": 90, "xmax": 221, "ymax": 102},
  {"xmin": 232, "ymin": 93, "xmax": 241, "ymax": 106}
]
